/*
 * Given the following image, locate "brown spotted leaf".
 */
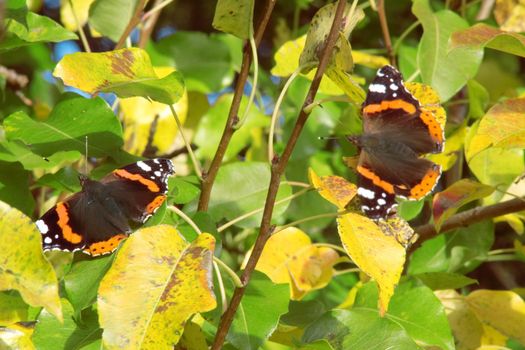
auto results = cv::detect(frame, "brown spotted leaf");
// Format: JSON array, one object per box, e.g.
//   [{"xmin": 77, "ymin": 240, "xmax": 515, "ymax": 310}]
[
  {"xmin": 309, "ymin": 168, "xmax": 357, "ymax": 210},
  {"xmin": 98, "ymin": 226, "xmax": 216, "ymax": 350},
  {"xmin": 54, "ymin": 48, "xmax": 184, "ymax": 104}
]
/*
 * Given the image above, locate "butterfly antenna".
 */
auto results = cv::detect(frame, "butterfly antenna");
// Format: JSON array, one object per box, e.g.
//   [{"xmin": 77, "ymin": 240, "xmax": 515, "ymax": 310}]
[{"xmin": 84, "ymin": 135, "xmax": 88, "ymax": 176}]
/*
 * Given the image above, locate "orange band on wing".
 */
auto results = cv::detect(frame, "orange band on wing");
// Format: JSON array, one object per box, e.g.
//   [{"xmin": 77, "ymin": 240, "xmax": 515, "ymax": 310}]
[
  {"xmin": 56, "ymin": 202, "xmax": 83, "ymax": 244},
  {"xmin": 420, "ymin": 110, "xmax": 444, "ymax": 144},
  {"xmin": 114, "ymin": 169, "xmax": 160, "ymax": 192},
  {"xmin": 357, "ymin": 165, "xmax": 395, "ymax": 194},
  {"xmin": 363, "ymin": 99, "xmax": 417, "ymax": 115},
  {"xmin": 409, "ymin": 166, "xmax": 441, "ymax": 199},
  {"xmin": 84, "ymin": 234, "xmax": 127, "ymax": 256},
  {"xmin": 146, "ymin": 195, "xmax": 166, "ymax": 213}
]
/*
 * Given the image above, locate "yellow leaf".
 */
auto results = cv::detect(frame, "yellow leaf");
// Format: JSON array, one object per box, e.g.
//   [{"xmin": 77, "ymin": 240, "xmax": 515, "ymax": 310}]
[
  {"xmin": 435, "ymin": 290, "xmax": 483, "ymax": 350},
  {"xmin": 309, "ymin": 168, "xmax": 357, "ymax": 210},
  {"xmin": 60, "ymin": 0, "xmax": 94, "ymax": 32},
  {"xmin": 466, "ymin": 289, "xmax": 525, "ymax": 344},
  {"xmin": 98, "ymin": 226, "xmax": 216, "ymax": 350},
  {"xmin": 254, "ymin": 227, "xmax": 339, "ymax": 300},
  {"xmin": 337, "ymin": 213, "xmax": 405, "ymax": 314},
  {"xmin": 427, "ymin": 126, "xmax": 466, "ymax": 171},
  {"xmin": 495, "ymin": 0, "xmax": 525, "ymax": 32},
  {"xmin": 480, "ymin": 324, "xmax": 508, "ymax": 347},
  {"xmin": 377, "ymin": 216, "xmax": 418, "ymax": 248},
  {"xmin": 352, "ymin": 50, "xmax": 389, "ymax": 68},
  {"xmin": 0, "ymin": 201, "xmax": 61, "ymax": 321},
  {"xmin": 174, "ymin": 321, "xmax": 208, "ymax": 350},
  {"xmin": 0, "ymin": 323, "xmax": 35, "ymax": 350},
  {"xmin": 121, "ymin": 67, "xmax": 188, "ymax": 156}
]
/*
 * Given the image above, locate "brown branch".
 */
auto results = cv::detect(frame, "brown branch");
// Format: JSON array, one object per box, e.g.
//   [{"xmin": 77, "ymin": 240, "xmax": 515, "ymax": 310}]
[
  {"xmin": 115, "ymin": 0, "xmax": 148, "ymax": 50},
  {"xmin": 411, "ymin": 197, "xmax": 525, "ymax": 252},
  {"xmin": 376, "ymin": 0, "xmax": 395, "ymax": 66},
  {"xmin": 138, "ymin": 0, "xmax": 164, "ymax": 48},
  {"xmin": 197, "ymin": 0, "xmax": 277, "ymax": 212},
  {"xmin": 210, "ymin": 1, "xmax": 348, "ymax": 348}
]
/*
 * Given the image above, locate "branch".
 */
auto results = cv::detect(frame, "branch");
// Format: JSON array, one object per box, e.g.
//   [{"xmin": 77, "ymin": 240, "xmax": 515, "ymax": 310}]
[
  {"xmin": 115, "ymin": 0, "xmax": 148, "ymax": 49},
  {"xmin": 197, "ymin": 0, "xmax": 277, "ymax": 212},
  {"xmin": 411, "ymin": 197, "xmax": 525, "ymax": 251},
  {"xmin": 376, "ymin": 0, "xmax": 395, "ymax": 65},
  {"xmin": 210, "ymin": 1, "xmax": 347, "ymax": 348},
  {"xmin": 138, "ymin": 0, "xmax": 166, "ymax": 48}
]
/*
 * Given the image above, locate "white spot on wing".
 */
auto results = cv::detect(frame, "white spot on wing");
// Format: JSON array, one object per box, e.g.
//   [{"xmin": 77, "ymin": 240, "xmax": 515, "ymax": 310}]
[
  {"xmin": 382, "ymin": 192, "xmax": 387, "ymax": 198},
  {"xmin": 137, "ymin": 161, "xmax": 152, "ymax": 171},
  {"xmin": 154, "ymin": 171, "xmax": 162, "ymax": 177},
  {"xmin": 369, "ymin": 84, "xmax": 386, "ymax": 93},
  {"xmin": 389, "ymin": 83, "xmax": 399, "ymax": 91},
  {"xmin": 153, "ymin": 159, "xmax": 160, "ymax": 164},
  {"xmin": 357, "ymin": 187, "xmax": 375, "ymax": 199},
  {"xmin": 378, "ymin": 198, "xmax": 386, "ymax": 205},
  {"xmin": 44, "ymin": 237, "xmax": 52, "ymax": 244},
  {"xmin": 36, "ymin": 220, "xmax": 48, "ymax": 234}
]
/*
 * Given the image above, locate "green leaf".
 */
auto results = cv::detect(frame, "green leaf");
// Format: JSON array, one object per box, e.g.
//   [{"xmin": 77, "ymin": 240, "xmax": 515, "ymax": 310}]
[
  {"xmin": 227, "ymin": 271, "xmax": 289, "ymax": 350},
  {"xmin": 467, "ymin": 80, "xmax": 489, "ymax": 119},
  {"xmin": 98, "ymin": 227, "xmax": 216, "ymax": 349},
  {"xmin": 409, "ymin": 220, "xmax": 494, "ymax": 275},
  {"xmin": 397, "ymin": 199, "xmax": 425, "ymax": 221},
  {"xmin": 413, "ymin": 0, "xmax": 482, "ymax": 101},
  {"xmin": 0, "ymin": 140, "xmax": 81, "ymax": 170},
  {"xmin": 433, "ymin": 179, "xmax": 495, "ymax": 232},
  {"xmin": 354, "ymin": 279, "xmax": 454, "ymax": 350},
  {"xmin": 0, "ymin": 292, "xmax": 29, "ymax": 326},
  {"xmin": 169, "ymin": 176, "xmax": 201, "ymax": 205},
  {"xmin": 413, "ymin": 272, "xmax": 477, "ymax": 290},
  {"xmin": 1, "ymin": 6, "xmax": 77, "ymax": 51},
  {"xmin": 206, "ymin": 161, "xmax": 293, "ymax": 228},
  {"xmin": 53, "ymin": 48, "xmax": 185, "ymax": 104},
  {"xmin": 33, "ymin": 299, "xmax": 101, "ymax": 350},
  {"xmin": 63, "ymin": 255, "xmax": 115, "ymax": 317},
  {"xmin": 194, "ymin": 94, "xmax": 269, "ymax": 161},
  {"xmin": 0, "ymin": 201, "xmax": 62, "ymax": 321},
  {"xmin": 88, "ymin": 0, "xmax": 141, "ymax": 42},
  {"xmin": 0, "ymin": 161, "xmax": 34, "ymax": 215},
  {"xmin": 450, "ymin": 23, "xmax": 525, "ymax": 57},
  {"xmin": 36, "ymin": 167, "xmax": 82, "ymax": 193},
  {"xmin": 302, "ymin": 309, "xmax": 419, "ymax": 350},
  {"xmin": 213, "ymin": 0, "xmax": 254, "ymax": 39},
  {"xmin": 155, "ymin": 32, "xmax": 235, "ymax": 93},
  {"xmin": 4, "ymin": 94, "xmax": 123, "ymax": 158}
]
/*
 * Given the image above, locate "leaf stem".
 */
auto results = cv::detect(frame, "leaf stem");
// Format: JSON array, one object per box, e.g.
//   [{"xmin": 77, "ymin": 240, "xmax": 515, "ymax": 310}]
[
  {"xmin": 488, "ymin": 248, "xmax": 517, "ymax": 256},
  {"xmin": 213, "ymin": 256, "xmax": 243, "ymax": 288},
  {"xmin": 275, "ymin": 212, "xmax": 340, "ymax": 234},
  {"xmin": 334, "ymin": 267, "xmax": 360, "ymax": 276},
  {"xmin": 169, "ymin": 205, "xmax": 202, "ymax": 234},
  {"xmin": 217, "ymin": 186, "xmax": 312, "ymax": 233},
  {"xmin": 268, "ymin": 67, "xmax": 302, "ymax": 162},
  {"xmin": 313, "ymin": 242, "xmax": 349, "ymax": 255},
  {"xmin": 213, "ymin": 260, "xmax": 228, "ymax": 313},
  {"xmin": 392, "ymin": 20, "xmax": 420, "ymax": 55},
  {"xmin": 376, "ymin": 0, "xmax": 395, "ymax": 65},
  {"xmin": 235, "ymin": 35, "xmax": 259, "ymax": 129},
  {"xmin": 197, "ymin": 1, "xmax": 277, "ymax": 212},
  {"xmin": 168, "ymin": 104, "xmax": 202, "ymax": 179},
  {"xmin": 211, "ymin": 1, "xmax": 348, "ymax": 348},
  {"xmin": 68, "ymin": 0, "xmax": 91, "ymax": 53}
]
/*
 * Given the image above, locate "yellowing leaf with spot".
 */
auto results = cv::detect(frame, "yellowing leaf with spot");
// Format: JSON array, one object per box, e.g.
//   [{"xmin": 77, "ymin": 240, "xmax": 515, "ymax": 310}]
[
  {"xmin": 98, "ymin": 226, "xmax": 216, "ymax": 350},
  {"xmin": 309, "ymin": 168, "xmax": 356, "ymax": 210},
  {"xmin": 0, "ymin": 201, "xmax": 61, "ymax": 321},
  {"xmin": 54, "ymin": 48, "xmax": 185, "ymax": 104},
  {"xmin": 467, "ymin": 98, "xmax": 525, "ymax": 161},
  {"xmin": 466, "ymin": 290, "xmax": 525, "ymax": 344},
  {"xmin": 337, "ymin": 213, "xmax": 405, "ymax": 314},
  {"xmin": 433, "ymin": 179, "xmax": 495, "ymax": 232},
  {"xmin": 254, "ymin": 227, "xmax": 339, "ymax": 300},
  {"xmin": 121, "ymin": 67, "xmax": 188, "ymax": 156}
]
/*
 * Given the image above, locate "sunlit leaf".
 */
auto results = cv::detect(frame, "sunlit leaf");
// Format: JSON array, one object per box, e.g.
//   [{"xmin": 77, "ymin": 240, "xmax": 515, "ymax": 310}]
[
  {"xmin": 213, "ymin": 0, "xmax": 254, "ymax": 39},
  {"xmin": 427, "ymin": 126, "xmax": 466, "ymax": 171},
  {"xmin": 352, "ymin": 50, "xmax": 390, "ymax": 68},
  {"xmin": 0, "ymin": 323, "xmax": 35, "ymax": 350},
  {"xmin": 88, "ymin": 0, "xmax": 141, "ymax": 42},
  {"xmin": 98, "ymin": 226, "xmax": 216, "ymax": 350},
  {"xmin": 494, "ymin": 0, "xmax": 525, "ymax": 32},
  {"xmin": 413, "ymin": 0, "xmax": 482, "ymax": 101},
  {"xmin": 54, "ymin": 48, "xmax": 185, "ymax": 104},
  {"xmin": 433, "ymin": 179, "xmax": 495, "ymax": 232},
  {"xmin": 467, "ymin": 290, "xmax": 525, "ymax": 344},
  {"xmin": 0, "ymin": 201, "xmax": 61, "ymax": 321},
  {"xmin": 309, "ymin": 168, "xmax": 356, "ymax": 210},
  {"xmin": 377, "ymin": 216, "xmax": 418, "ymax": 248},
  {"xmin": 60, "ymin": 0, "xmax": 95, "ymax": 33},
  {"xmin": 450, "ymin": 23, "xmax": 525, "ymax": 57},
  {"xmin": 466, "ymin": 98, "xmax": 525, "ymax": 161},
  {"xmin": 4, "ymin": 94, "xmax": 123, "ymax": 158},
  {"xmin": 337, "ymin": 213, "xmax": 405, "ymax": 314},
  {"xmin": 253, "ymin": 227, "xmax": 339, "ymax": 300},
  {"xmin": 413, "ymin": 272, "xmax": 477, "ymax": 290}
]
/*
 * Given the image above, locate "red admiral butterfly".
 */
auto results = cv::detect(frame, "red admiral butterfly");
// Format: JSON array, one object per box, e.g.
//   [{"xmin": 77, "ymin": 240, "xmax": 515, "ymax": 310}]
[
  {"xmin": 348, "ymin": 65, "xmax": 445, "ymax": 219},
  {"xmin": 36, "ymin": 158, "xmax": 174, "ymax": 256}
]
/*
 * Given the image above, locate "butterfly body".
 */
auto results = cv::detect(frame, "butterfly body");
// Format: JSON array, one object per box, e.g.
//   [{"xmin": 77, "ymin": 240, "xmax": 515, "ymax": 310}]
[
  {"xmin": 351, "ymin": 65, "xmax": 445, "ymax": 219},
  {"xmin": 36, "ymin": 158, "xmax": 174, "ymax": 256}
]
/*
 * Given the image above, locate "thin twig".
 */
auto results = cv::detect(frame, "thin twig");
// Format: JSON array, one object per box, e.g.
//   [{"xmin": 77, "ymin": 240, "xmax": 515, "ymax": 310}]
[
  {"xmin": 392, "ymin": 20, "xmax": 420, "ymax": 55},
  {"xmin": 168, "ymin": 205, "xmax": 201, "ymax": 234},
  {"xmin": 68, "ymin": 0, "xmax": 91, "ymax": 53},
  {"xmin": 235, "ymin": 35, "xmax": 259, "ymax": 129},
  {"xmin": 168, "ymin": 105, "xmax": 202, "ymax": 178},
  {"xmin": 197, "ymin": 0, "xmax": 277, "ymax": 212},
  {"xmin": 115, "ymin": 0, "xmax": 147, "ymax": 50},
  {"xmin": 211, "ymin": 1, "xmax": 347, "ymax": 348},
  {"xmin": 376, "ymin": 0, "xmax": 395, "ymax": 65},
  {"xmin": 139, "ymin": 0, "xmax": 168, "ymax": 48},
  {"xmin": 213, "ymin": 256, "xmax": 243, "ymax": 288},
  {"xmin": 411, "ymin": 197, "xmax": 525, "ymax": 252},
  {"xmin": 213, "ymin": 261, "xmax": 228, "ymax": 314}
]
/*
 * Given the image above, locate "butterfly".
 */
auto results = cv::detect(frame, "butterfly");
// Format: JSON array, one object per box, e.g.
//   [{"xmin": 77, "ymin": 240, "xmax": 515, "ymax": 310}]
[{"xmin": 36, "ymin": 159, "xmax": 174, "ymax": 256}]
